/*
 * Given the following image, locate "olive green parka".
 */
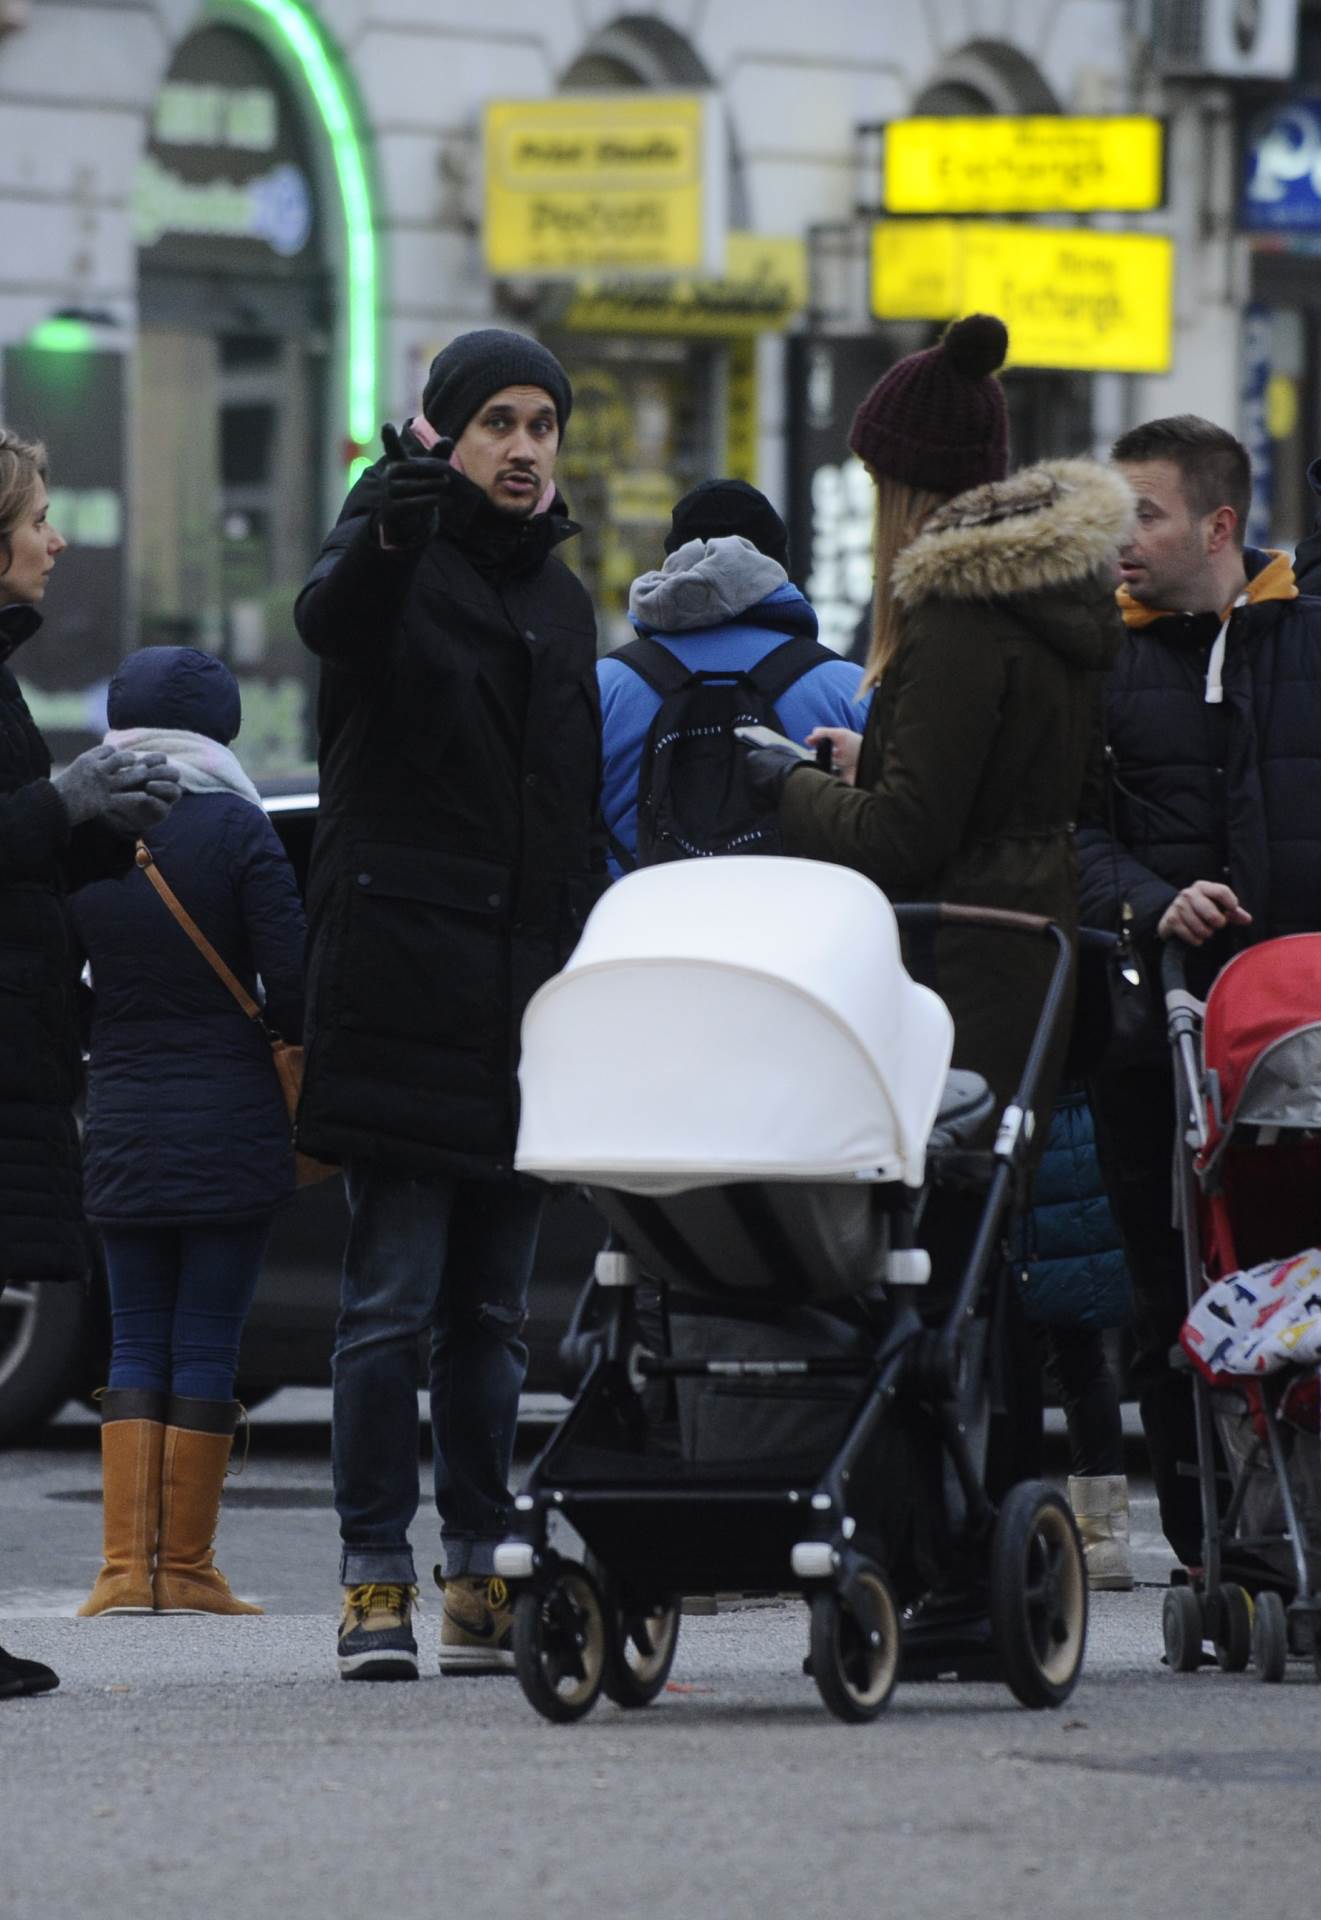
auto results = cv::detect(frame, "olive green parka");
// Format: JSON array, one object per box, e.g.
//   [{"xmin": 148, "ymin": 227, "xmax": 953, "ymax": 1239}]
[{"xmin": 780, "ymin": 457, "xmax": 1132, "ymax": 1129}]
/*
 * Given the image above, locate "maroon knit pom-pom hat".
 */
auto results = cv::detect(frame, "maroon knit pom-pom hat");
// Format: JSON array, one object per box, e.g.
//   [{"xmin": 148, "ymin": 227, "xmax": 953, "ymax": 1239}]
[{"xmin": 849, "ymin": 313, "xmax": 1010, "ymax": 496}]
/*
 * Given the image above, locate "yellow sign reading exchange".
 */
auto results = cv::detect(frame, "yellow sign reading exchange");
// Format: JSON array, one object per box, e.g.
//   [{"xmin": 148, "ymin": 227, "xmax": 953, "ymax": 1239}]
[
  {"xmin": 484, "ymin": 94, "xmax": 725, "ymax": 275},
  {"xmin": 871, "ymin": 221, "xmax": 1174, "ymax": 374},
  {"xmin": 885, "ymin": 117, "xmax": 1165, "ymax": 215}
]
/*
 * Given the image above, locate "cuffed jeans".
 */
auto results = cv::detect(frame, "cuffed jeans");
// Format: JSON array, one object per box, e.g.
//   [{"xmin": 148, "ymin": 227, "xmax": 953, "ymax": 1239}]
[{"xmin": 332, "ymin": 1162, "xmax": 543, "ymax": 1586}]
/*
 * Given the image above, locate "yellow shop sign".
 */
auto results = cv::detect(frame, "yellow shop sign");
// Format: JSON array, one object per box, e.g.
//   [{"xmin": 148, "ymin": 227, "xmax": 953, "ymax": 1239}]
[
  {"xmin": 564, "ymin": 233, "xmax": 806, "ymax": 335},
  {"xmin": 885, "ymin": 117, "xmax": 1164, "ymax": 215},
  {"xmin": 484, "ymin": 93, "xmax": 725, "ymax": 275},
  {"xmin": 871, "ymin": 222, "xmax": 1174, "ymax": 375}
]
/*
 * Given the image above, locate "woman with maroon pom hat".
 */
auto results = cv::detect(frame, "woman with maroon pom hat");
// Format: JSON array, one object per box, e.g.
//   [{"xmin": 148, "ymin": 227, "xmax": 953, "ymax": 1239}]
[
  {"xmin": 745, "ymin": 312, "xmax": 1132, "ymax": 1134},
  {"xmin": 741, "ymin": 313, "xmax": 1134, "ymax": 1503}
]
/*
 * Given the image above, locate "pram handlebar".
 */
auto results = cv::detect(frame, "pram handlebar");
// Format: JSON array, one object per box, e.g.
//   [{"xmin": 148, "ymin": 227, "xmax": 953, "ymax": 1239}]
[
  {"xmin": 891, "ymin": 902, "xmax": 1075, "ymax": 1393},
  {"xmin": 893, "ymin": 902, "xmax": 1054, "ymax": 937},
  {"xmin": 1161, "ymin": 938, "xmax": 1189, "ymax": 999},
  {"xmin": 1159, "ymin": 935, "xmax": 1210, "ymax": 1153}
]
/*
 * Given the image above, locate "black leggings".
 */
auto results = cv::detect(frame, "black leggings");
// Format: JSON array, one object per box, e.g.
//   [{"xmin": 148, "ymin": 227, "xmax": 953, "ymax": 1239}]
[{"xmin": 1038, "ymin": 1325, "xmax": 1124, "ymax": 1477}]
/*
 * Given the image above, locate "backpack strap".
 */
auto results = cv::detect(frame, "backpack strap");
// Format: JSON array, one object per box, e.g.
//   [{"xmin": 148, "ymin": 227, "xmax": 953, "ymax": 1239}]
[
  {"xmin": 743, "ymin": 635, "xmax": 838, "ymax": 708},
  {"xmin": 607, "ymin": 829, "xmax": 637, "ymax": 874},
  {"xmin": 608, "ymin": 636, "xmax": 694, "ymax": 698}
]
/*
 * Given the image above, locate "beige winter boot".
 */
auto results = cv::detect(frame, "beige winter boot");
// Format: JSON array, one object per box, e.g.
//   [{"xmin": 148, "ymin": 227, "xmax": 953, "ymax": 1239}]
[
  {"xmin": 1068, "ymin": 1474, "xmax": 1135, "ymax": 1591},
  {"xmin": 153, "ymin": 1397, "xmax": 262, "ymax": 1615},
  {"xmin": 78, "ymin": 1390, "xmax": 167, "ymax": 1616}
]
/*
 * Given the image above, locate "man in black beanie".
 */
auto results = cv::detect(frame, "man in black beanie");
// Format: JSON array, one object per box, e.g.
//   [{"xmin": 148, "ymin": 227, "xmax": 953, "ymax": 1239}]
[{"xmin": 295, "ymin": 330, "xmax": 604, "ymax": 1682}]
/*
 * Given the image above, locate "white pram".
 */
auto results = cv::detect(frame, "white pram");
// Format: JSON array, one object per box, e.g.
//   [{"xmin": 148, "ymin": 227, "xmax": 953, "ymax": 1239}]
[{"xmin": 496, "ymin": 857, "xmax": 1087, "ymax": 1724}]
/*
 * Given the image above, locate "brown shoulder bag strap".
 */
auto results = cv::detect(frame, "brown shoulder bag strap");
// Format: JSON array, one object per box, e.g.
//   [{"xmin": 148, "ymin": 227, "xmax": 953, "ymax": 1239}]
[{"xmin": 133, "ymin": 839, "xmax": 263, "ymax": 1025}]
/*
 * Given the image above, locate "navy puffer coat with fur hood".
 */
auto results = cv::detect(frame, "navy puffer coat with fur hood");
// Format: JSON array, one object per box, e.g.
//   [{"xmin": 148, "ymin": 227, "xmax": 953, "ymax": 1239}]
[{"xmin": 70, "ymin": 648, "xmax": 307, "ymax": 1227}]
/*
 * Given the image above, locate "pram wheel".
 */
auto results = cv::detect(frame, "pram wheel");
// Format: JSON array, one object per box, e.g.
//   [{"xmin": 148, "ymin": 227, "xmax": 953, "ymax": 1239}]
[
  {"xmin": 601, "ymin": 1596, "xmax": 681, "ymax": 1708},
  {"xmin": 512, "ymin": 1562, "xmax": 608, "ymax": 1723},
  {"xmin": 990, "ymin": 1483, "xmax": 1087, "ymax": 1709},
  {"xmin": 1251, "ymin": 1589, "xmax": 1287, "ymax": 1683},
  {"xmin": 808, "ymin": 1562, "xmax": 901, "ymax": 1724},
  {"xmin": 1161, "ymin": 1585, "xmax": 1205, "ymax": 1673},
  {"xmin": 1213, "ymin": 1583, "xmax": 1252, "ymax": 1673}
]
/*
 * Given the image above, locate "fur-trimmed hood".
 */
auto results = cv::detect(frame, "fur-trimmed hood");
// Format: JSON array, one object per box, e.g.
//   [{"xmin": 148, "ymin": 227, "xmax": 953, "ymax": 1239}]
[{"xmin": 892, "ymin": 457, "xmax": 1133, "ymax": 608}]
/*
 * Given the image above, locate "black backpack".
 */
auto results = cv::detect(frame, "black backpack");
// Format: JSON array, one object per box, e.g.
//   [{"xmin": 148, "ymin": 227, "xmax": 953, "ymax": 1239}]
[{"xmin": 610, "ymin": 633, "xmax": 834, "ymax": 868}]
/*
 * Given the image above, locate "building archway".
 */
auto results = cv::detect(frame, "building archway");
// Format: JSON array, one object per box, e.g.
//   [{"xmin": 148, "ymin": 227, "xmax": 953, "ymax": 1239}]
[{"xmin": 131, "ymin": 6, "xmax": 379, "ymax": 774}]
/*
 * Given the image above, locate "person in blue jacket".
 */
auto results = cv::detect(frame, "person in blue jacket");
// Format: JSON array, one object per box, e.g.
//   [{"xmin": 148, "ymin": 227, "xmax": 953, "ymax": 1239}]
[
  {"xmin": 598, "ymin": 480, "xmax": 866, "ymax": 874},
  {"xmin": 71, "ymin": 647, "xmax": 306, "ymax": 1621}
]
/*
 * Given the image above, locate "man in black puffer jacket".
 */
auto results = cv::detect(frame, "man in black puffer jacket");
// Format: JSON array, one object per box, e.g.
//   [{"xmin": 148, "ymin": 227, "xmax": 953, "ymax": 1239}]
[
  {"xmin": 295, "ymin": 332, "xmax": 604, "ymax": 1682},
  {"xmin": 1077, "ymin": 413, "xmax": 1321, "ymax": 1570},
  {"xmin": 1291, "ymin": 456, "xmax": 1321, "ymax": 596}
]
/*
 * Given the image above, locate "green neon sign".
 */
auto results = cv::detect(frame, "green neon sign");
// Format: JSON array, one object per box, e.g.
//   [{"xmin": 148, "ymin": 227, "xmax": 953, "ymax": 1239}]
[
  {"xmin": 223, "ymin": 0, "xmax": 378, "ymax": 482},
  {"xmin": 27, "ymin": 317, "xmax": 98, "ymax": 354}
]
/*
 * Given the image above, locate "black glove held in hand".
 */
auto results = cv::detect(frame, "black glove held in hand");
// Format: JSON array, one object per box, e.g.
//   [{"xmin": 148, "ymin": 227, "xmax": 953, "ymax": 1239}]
[
  {"xmin": 741, "ymin": 740, "xmax": 808, "ymax": 807},
  {"xmin": 375, "ymin": 422, "xmax": 456, "ymax": 547},
  {"xmin": 52, "ymin": 746, "xmax": 182, "ymax": 829}
]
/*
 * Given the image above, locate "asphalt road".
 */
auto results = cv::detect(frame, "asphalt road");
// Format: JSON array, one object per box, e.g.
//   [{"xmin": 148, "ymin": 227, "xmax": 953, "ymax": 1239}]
[{"xmin": 2, "ymin": 1397, "xmax": 1317, "ymax": 1920}]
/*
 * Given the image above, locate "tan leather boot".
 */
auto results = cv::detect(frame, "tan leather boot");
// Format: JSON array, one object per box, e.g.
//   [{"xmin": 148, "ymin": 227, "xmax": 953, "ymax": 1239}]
[
  {"xmin": 153, "ymin": 1397, "xmax": 262, "ymax": 1616},
  {"xmin": 78, "ymin": 1391, "xmax": 166, "ymax": 1616},
  {"xmin": 1068, "ymin": 1474, "xmax": 1135, "ymax": 1591}
]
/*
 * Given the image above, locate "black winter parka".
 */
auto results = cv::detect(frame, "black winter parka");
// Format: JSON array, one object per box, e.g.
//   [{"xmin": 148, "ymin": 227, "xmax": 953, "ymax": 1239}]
[
  {"xmin": 0, "ymin": 607, "xmax": 132, "ymax": 1282},
  {"xmin": 294, "ymin": 436, "xmax": 604, "ymax": 1176},
  {"xmin": 781, "ymin": 458, "xmax": 1130, "ymax": 1127},
  {"xmin": 1076, "ymin": 550, "xmax": 1321, "ymax": 993}
]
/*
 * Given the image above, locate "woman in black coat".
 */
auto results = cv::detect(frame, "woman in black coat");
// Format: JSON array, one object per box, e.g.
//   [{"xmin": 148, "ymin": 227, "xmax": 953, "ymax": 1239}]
[
  {"xmin": 0, "ymin": 426, "xmax": 180, "ymax": 1694},
  {"xmin": 71, "ymin": 646, "xmax": 306, "ymax": 1620}
]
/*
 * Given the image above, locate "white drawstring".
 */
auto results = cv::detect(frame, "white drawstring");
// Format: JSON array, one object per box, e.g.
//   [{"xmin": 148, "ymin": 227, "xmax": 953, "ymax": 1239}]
[{"xmin": 1205, "ymin": 592, "xmax": 1248, "ymax": 704}]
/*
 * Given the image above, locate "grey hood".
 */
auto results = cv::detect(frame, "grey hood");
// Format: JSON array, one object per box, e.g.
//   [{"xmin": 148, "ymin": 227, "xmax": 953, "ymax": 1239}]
[{"xmin": 628, "ymin": 535, "xmax": 788, "ymax": 634}]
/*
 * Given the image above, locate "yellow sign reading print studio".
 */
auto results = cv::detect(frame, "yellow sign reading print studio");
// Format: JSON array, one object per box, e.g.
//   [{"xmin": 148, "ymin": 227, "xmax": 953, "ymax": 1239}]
[{"xmin": 484, "ymin": 94, "xmax": 726, "ymax": 275}]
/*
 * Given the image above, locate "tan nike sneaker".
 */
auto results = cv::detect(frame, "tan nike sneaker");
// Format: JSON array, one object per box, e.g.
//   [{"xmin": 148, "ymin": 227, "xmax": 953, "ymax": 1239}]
[{"xmin": 436, "ymin": 1569, "xmax": 514, "ymax": 1675}]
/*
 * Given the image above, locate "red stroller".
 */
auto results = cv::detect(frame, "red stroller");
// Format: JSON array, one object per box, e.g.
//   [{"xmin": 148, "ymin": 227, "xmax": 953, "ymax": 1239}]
[{"xmin": 1162, "ymin": 934, "xmax": 1321, "ymax": 1681}]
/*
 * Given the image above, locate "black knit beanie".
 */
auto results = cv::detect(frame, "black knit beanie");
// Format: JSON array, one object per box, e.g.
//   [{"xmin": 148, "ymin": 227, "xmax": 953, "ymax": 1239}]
[
  {"xmin": 664, "ymin": 479, "xmax": 789, "ymax": 568},
  {"xmin": 421, "ymin": 329, "xmax": 573, "ymax": 442},
  {"xmin": 849, "ymin": 313, "xmax": 1010, "ymax": 495}
]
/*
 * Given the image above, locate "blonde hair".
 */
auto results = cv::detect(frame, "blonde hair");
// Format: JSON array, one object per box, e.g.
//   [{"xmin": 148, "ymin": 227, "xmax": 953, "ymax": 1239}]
[
  {"xmin": 859, "ymin": 470, "xmax": 949, "ymax": 692},
  {"xmin": 0, "ymin": 428, "xmax": 48, "ymax": 574}
]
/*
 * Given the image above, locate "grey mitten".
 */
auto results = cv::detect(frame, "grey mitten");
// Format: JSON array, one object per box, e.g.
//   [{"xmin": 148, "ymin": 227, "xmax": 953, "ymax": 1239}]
[
  {"xmin": 101, "ymin": 788, "xmax": 180, "ymax": 836},
  {"xmin": 100, "ymin": 752, "xmax": 183, "ymax": 836},
  {"xmin": 52, "ymin": 745, "xmax": 140, "ymax": 826},
  {"xmin": 53, "ymin": 746, "xmax": 183, "ymax": 832}
]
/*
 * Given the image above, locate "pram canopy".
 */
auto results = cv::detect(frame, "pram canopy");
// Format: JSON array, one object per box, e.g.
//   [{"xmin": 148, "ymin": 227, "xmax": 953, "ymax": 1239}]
[
  {"xmin": 515, "ymin": 856, "xmax": 955, "ymax": 1195},
  {"xmin": 1198, "ymin": 934, "xmax": 1321, "ymax": 1176}
]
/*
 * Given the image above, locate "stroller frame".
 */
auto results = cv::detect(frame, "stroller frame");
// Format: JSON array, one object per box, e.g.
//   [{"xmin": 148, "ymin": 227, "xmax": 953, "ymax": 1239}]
[
  {"xmin": 496, "ymin": 904, "xmax": 1090, "ymax": 1724},
  {"xmin": 1161, "ymin": 939, "xmax": 1321, "ymax": 1680}
]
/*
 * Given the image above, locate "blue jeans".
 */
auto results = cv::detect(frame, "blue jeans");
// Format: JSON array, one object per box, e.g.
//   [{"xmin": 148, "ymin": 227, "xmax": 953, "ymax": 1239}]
[
  {"xmin": 102, "ymin": 1221, "xmax": 271, "ymax": 1399},
  {"xmin": 331, "ymin": 1163, "xmax": 543, "ymax": 1584}
]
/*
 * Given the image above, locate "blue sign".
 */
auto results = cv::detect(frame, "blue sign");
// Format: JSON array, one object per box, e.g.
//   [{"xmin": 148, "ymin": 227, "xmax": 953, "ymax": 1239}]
[
  {"xmin": 1243, "ymin": 101, "xmax": 1321, "ymax": 232},
  {"xmin": 1240, "ymin": 306, "xmax": 1274, "ymax": 549}
]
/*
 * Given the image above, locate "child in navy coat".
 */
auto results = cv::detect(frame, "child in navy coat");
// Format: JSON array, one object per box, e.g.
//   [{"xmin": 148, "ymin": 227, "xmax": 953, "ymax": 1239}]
[{"xmin": 72, "ymin": 647, "xmax": 306, "ymax": 1618}]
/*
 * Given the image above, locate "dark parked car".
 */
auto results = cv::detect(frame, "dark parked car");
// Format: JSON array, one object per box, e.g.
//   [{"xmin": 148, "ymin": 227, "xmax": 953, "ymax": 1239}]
[{"xmin": 0, "ymin": 782, "xmax": 606, "ymax": 1443}]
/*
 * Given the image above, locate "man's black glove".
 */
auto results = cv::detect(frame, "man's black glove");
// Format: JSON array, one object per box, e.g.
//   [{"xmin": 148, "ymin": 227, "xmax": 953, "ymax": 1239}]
[
  {"xmin": 740, "ymin": 736, "xmax": 809, "ymax": 807},
  {"xmin": 374, "ymin": 422, "xmax": 455, "ymax": 548}
]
